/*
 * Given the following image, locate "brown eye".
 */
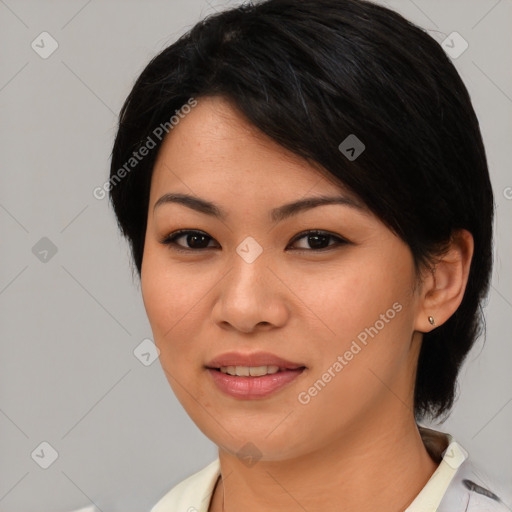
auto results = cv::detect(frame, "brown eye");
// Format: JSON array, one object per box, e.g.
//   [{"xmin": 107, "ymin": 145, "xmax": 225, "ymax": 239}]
[
  {"xmin": 159, "ymin": 229, "xmax": 349, "ymax": 253},
  {"xmin": 160, "ymin": 230, "xmax": 218, "ymax": 251},
  {"xmin": 288, "ymin": 230, "xmax": 349, "ymax": 251}
]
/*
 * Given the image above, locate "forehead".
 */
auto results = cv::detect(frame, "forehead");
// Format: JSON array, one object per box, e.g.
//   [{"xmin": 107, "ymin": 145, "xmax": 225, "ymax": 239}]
[{"xmin": 150, "ymin": 96, "xmax": 351, "ymax": 201}]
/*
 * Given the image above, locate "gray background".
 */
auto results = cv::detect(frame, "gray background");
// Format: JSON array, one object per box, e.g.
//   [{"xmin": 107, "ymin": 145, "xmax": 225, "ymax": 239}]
[{"xmin": 0, "ymin": 0, "xmax": 510, "ymax": 511}]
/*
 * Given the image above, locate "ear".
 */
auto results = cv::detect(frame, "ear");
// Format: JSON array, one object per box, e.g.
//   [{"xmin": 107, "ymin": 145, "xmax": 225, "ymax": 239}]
[{"xmin": 414, "ymin": 229, "xmax": 474, "ymax": 333}]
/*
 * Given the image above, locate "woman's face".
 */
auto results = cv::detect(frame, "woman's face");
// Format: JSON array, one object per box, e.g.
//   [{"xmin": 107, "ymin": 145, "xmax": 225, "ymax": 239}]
[{"xmin": 141, "ymin": 95, "xmax": 426, "ymax": 460}]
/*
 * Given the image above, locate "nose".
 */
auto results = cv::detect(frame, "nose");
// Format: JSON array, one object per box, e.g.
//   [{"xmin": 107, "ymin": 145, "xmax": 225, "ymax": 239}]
[{"xmin": 211, "ymin": 248, "xmax": 290, "ymax": 334}]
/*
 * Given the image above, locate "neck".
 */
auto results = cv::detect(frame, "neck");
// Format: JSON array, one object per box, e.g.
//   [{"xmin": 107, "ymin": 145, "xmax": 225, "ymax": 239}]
[{"xmin": 210, "ymin": 412, "xmax": 438, "ymax": 512}]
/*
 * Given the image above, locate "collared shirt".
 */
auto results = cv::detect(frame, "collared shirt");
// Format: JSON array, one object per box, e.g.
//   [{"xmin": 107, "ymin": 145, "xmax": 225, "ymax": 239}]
[{"xmin": 151, "ymin": 428, "xmax": 509, "ymax": 512}]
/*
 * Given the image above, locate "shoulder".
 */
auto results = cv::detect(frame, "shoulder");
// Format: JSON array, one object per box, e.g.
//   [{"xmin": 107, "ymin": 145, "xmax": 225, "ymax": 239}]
[
  {"xmin": 151, "ymin": 459, "xmax": 221, "ymax": 512},
  {"xmin": 438, "ymin": 457, "xmax": 510, "ymax": 512},
  {"xmin": 416, "ymin": 427, "xmax": 510, "ymax": 512}
]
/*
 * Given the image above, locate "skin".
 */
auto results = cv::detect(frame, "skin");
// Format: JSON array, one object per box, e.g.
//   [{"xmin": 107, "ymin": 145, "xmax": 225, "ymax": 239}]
[{"xmin": 141, "ymin": 95, "xmax": 474, "ymax": 512}]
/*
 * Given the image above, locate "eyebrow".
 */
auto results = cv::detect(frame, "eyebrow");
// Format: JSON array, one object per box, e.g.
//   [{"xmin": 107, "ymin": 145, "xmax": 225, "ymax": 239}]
[{"xmin": 153, "ymin": 192, "xmax": 366, "ymax": 223}]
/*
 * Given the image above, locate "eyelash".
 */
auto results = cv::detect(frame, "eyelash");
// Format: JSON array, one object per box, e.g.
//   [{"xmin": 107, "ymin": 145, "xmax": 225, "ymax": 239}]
[{"xmin": 159, "ymin": 229, "xmax": 349, "ymax": 253}]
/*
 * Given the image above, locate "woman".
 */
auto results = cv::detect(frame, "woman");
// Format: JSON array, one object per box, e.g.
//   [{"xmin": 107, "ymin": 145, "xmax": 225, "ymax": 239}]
[{"xmin": 108, "ymin": 0, "xmax": 508, "ymax": 510}]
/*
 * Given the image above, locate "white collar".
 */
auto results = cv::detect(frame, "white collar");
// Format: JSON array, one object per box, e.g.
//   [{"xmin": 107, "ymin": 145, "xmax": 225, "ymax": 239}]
[
  {"xmin": 151, "ymin": 428, "xmax": 508, "ymax": 512},
  {"xmin": 405, "ymin": 429, "xmax": 467, "ymax": 511}
]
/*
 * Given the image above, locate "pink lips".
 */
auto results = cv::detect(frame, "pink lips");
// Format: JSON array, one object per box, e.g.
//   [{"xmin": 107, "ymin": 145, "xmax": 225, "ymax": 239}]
[
  {"xmin": 206, "ymin": 351, "xmax": 305, "ymax": 370},
  {"xmin": 205, "ymin": 351, "xmax": 306, "ymax": 399}
]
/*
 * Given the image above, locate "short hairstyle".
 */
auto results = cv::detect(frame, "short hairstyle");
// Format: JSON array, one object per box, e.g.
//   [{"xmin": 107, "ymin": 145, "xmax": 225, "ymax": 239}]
[{"xmin": 109, "ymin": 0, "xmax": 494, "ymax": 421}]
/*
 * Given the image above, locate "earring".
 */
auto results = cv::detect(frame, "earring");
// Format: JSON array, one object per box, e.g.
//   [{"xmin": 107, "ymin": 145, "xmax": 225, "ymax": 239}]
[{"xmin": 428, "ymin": 316, "xmax": 436, "ymax": 326}]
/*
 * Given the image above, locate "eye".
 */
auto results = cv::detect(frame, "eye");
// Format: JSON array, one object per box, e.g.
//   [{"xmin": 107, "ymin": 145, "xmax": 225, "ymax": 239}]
[
  {"xmin": 159, "ymin": 229, "xmax": 349, "ymax": 253},
  {"xmin": 287, "ymin": 230, "xmax": 349, "ymax": 251},
  {"xmin": 159, "ymin": 230, "xmax": 218, "ymax": 251}
]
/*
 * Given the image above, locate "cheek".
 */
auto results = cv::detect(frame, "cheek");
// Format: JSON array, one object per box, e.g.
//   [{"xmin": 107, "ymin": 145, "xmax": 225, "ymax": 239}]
[
  {"xmin": 299, "ymin": 254, "xmax": 409, "ymax": 335},
  {"xmin": 141, "ymin": 252, "xmax": 211, "ymax": 408},
  {"xmin": 299, "ymin": 251, "xmax": 416, "ymax": 380},
  {"xmin": 292, "ymin": 278, "xmax": 415, "ymax": 436},
  {"xmin": 141, "ymin": 247, "xmax": 205, "ymax": 354}
]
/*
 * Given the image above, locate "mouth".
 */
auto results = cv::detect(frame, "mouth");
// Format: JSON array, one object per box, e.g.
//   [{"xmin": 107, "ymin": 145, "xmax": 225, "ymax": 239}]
[
  {"xmin": 207, "ymin": 365, "xmax": 306, "ymax": 377},
  {"xmin": 205, "ymin": 351, "xmax": 306, "ymax": 372},
  {"xmin": 205, "ymin": 352, "xmax": 307, "ymax": 399}
]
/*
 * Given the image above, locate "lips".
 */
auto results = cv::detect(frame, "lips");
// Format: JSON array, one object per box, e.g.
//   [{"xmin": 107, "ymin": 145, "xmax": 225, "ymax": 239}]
[
  {"xmin": 205, "ymin": 351, "xmax": 306, "ymax": 371},
  {"xmin": 205, "ymin": 352, "xmax": 307, "ymax": 399}
]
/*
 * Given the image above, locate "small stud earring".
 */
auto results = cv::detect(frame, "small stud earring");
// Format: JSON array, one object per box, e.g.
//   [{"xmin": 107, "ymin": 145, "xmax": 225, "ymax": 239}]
[{"xmin": 428, "ymin": 316, "xmax": 435, "ymax": 326}]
